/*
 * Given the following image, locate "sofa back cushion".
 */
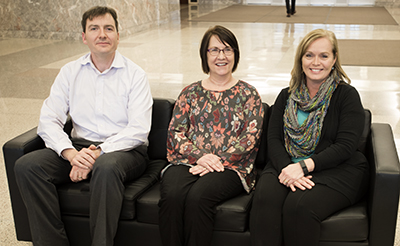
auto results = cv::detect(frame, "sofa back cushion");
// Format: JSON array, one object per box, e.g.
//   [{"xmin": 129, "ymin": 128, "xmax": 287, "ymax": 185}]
[
  {"xmin": 254, "ymin": 103, "xmax": 270, "ymax": 171},
  {"xmin": 358, "ymin": 109, "xmax": 371, "ymax": 154},
  {"xmin": 62, "ymin": 98, "xmax": 175, "ymax": 161},
  {"xmin": 147, "ymin": 98, "xmax": 175, "ymax": 160}
]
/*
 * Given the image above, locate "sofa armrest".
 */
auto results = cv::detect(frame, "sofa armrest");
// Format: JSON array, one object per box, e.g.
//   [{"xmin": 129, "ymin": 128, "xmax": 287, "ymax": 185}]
[
  {"xmin": 2, "ymin": 127, "xmax": 45, "ymax": 240},
  {"xmin": 3, "ymin": 127, "xmax": 45, "ymax": 174},
  {"xmin": 367, "ymin": 123, "xmax": 400, "ymax": 246}
]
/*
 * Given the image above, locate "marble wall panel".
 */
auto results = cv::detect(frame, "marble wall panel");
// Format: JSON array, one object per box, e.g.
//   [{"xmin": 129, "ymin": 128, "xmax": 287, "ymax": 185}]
[
  {"xmin": 195, "ymin": 0, "xmax": 240, "ymax": 4},
  {"xmin": 0, "ymin": 0, "xmax": 180, "ymax": 40},
  {"xmin": 376, "ymin": 0, "xmax": 400, "ymax": 7}
]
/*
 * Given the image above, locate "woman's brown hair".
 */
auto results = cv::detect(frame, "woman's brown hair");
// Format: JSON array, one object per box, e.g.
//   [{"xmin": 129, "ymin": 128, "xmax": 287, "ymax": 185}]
[{"xmin": 199, "ymin": 25, "xmax": 240, "ymax": 74}]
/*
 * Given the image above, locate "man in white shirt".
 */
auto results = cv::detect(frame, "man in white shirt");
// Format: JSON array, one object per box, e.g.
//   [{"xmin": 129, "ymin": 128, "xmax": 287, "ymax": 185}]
[{"xmin": 14, "ymin": 6, "xmax": 153, "ymax": 246}]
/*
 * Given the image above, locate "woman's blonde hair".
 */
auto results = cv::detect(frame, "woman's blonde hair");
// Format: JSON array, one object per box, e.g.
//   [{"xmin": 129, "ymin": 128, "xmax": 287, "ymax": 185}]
[{"xmin": 289, "ymin": 29, "xmax": 350, "ymax": 92}]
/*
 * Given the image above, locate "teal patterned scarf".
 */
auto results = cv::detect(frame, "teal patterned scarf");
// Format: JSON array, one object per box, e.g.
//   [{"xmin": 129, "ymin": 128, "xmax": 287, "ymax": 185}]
[{"xmin": 283, "ymin": 74, "xmax": 339, "ymax": 158}]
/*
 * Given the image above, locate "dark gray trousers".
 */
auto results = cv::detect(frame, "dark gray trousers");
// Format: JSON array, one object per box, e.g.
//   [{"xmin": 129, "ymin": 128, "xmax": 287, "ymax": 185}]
[{"xmin": 14, "ymin": 141, "xmax": 148, "ymax": 246}]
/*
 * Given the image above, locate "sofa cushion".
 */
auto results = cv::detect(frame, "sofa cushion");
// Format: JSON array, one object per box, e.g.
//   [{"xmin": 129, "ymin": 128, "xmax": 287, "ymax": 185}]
[
  {"xmin": 320, "ymin": 200, "xmax": 368, "ymax": 242},
  {"xmin": 213, "ymin": 191, "xmax": 253, "ymax": 232},
  {"xmin": 58, "ymin": 159, "xmax": 167, "ymax": 220},
  {"xmin": 136, "ymin": 182, "xmax": 253, "ymax": 232},
  {"xmin": 136, "ymin": 182, "xmax": 161, "ymax": 224}
]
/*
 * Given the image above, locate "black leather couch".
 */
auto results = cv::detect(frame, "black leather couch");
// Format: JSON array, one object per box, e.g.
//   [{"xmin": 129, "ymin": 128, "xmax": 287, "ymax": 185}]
[{"xmin": 3, "ymin": 98, "xmax": 400, "ymax": 246}]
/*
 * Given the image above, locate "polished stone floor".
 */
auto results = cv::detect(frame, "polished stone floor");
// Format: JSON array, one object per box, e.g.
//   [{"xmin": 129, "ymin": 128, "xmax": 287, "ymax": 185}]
[{"xmin": 1, "ymin": 3, "xmax": 400, "ymax": 245}]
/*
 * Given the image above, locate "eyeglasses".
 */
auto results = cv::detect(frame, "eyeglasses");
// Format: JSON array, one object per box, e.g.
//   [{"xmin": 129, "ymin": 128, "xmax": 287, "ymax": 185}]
[{"xmin": 207, "ymin": 47, "xmax": 234, "ymax": 56}]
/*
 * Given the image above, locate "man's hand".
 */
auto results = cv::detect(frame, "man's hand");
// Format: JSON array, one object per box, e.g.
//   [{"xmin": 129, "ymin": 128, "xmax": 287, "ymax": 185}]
[
  {"xmin": 62, "ymin": 144, "xmax": 102, "ymax": 182},
  {"xmin": 70, "ymin": 165, "xmax": 92, "ymax": 182},
  {"xmin": 88, "ymin": 144, "xmax": 102, "ymax": 158}
]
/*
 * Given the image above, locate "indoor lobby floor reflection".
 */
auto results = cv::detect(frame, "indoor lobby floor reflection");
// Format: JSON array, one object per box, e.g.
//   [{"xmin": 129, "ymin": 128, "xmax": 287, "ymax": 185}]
[{"xmin": 1, "ymin": 4, "xmax": 400, "ymax": 246}]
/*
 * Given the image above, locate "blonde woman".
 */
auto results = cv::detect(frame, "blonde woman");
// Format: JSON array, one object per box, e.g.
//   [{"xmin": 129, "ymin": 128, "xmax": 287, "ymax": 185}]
[{"xmin": 250, "ymin": 29, "xmax": 369, "ymax": 246}]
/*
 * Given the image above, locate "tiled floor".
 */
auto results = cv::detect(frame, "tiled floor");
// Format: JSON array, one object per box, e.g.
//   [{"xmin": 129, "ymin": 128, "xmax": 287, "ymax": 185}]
[{"xmin": 1, "ymin": 3, "xmax": 400, "ymax": 245}]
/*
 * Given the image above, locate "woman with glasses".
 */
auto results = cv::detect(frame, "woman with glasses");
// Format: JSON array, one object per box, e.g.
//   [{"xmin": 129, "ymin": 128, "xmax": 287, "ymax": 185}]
[{"xmin": 158, "ymin": 25, "xmax": 264, "ymax": 246}]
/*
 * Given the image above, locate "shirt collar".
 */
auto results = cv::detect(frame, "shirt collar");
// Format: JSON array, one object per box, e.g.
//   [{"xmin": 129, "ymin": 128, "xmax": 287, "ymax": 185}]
[{"xmin": 80, "ymin": 50, "xmax": 125, "ymax": 73}]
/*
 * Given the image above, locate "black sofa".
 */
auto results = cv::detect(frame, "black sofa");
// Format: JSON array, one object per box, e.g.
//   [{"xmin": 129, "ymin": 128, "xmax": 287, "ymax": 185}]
[{"xmin": 3, "ymin": 98, "xmax": 400, "ymax": 246}]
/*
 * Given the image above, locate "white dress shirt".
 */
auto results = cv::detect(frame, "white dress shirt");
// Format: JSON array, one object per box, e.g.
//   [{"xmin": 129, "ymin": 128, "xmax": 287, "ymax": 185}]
[{"xmin": 37, "ymin": 50, "xmax": 153, "ymax": 156}]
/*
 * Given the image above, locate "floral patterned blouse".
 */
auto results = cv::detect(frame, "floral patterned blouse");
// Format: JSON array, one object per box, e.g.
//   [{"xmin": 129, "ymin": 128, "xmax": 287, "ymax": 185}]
[{"xmin": 166, "ymin": 80, "xmax": 264, "ymax": 193}]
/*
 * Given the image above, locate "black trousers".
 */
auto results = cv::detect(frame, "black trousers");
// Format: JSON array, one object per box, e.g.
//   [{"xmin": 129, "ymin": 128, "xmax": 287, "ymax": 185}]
[
  {"xmin": 14, "ymin": 142, "xmax": 148, "ymax": 246},
  {"xmin": 285, "ymin": 0, "xmax": 296, "ymax": 14},
  {"xmin": 158, "ymin": 165, "xmax": 243, "ymax": 246},
  {"xmin": 250, "ymin": 172, "xmax": 351, "ymax": 246}
]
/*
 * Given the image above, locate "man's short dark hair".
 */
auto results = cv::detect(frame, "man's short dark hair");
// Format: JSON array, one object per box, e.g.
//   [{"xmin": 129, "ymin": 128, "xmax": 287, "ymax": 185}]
[
  {"xmin": 81, "ymin": 6, "xmax": 119, "ymax": 33},
  {"xmin": 199, "ymin": 25, "xmax": 240, "ymax": 74}
]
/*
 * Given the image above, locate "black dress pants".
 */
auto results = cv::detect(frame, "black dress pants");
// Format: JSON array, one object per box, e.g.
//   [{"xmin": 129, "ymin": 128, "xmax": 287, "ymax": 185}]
[
  {"xmin": 14, "ymin": 142, "xmax": 148, "ymax": 246},
  {"xmin": 285, "ymin": 0, "xmax": 296, "ymax": 14},
  {"xmin": 250, "ymin": 172, "xmax": 351, "ymax": 246},
  {"xmin": 158, "ymin": 165, "xmax": 243, "ymax": 246}
]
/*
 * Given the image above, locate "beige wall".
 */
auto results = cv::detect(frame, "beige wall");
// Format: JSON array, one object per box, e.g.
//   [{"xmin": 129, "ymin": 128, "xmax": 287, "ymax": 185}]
[{"xmin": 0, "ymin": 0, "xmax": 180, "ymax": 40}]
